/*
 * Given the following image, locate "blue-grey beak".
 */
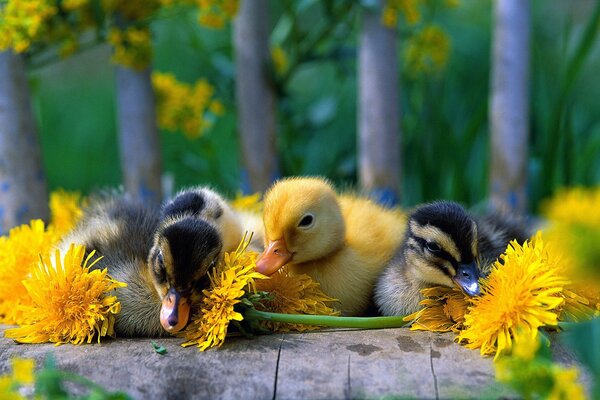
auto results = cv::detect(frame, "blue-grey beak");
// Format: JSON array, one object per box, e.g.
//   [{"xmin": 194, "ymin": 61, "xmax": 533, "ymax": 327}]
[{"xmin": 453, "ymin": 261, "xmax": 480, "ymax": 296}]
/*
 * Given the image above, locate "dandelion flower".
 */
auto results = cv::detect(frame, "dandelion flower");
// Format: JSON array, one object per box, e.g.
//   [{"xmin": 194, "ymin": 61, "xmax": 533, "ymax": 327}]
[
  {"xmin": 4, "ymin": 244, "xmax": 126, "ymax": 345},
  {"xmin": 403, "ymin": 286, "xmax": 469, "ymax": 333},
  {"xmin": 457, "ymin": 232, "xmax": 567, "ymax": 359},
  {"xmin": 255, "ymin": 268, "xmax": 339, "ymax": 332},
  {"xmin": 182, "ymin": 236, "xmax": 267, "ymax": 350},
  {"xmin": 0, "ymin": 220, "xmax": 57, "ymax": 324},
  {"xmin": 49, "ymin": 189, "xmax": 84, "ymax": 237}
]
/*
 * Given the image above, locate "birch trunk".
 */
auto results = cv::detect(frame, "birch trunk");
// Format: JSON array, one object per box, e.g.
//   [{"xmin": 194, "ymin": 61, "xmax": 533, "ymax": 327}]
[
  {"xmin": 489, "ymin": 0, "xmax": 530, "ymax": 215},
  {"xmin": 234, "ymin": 0, "xmax": 278, "ymax": 192},
  {"xmin": 115, "ymin": 66, "xmax": 162, "ymax": 206},
  {"xmin": 0, "ymin": 51, "xmax": 49, "ymax": 233},
  {"xmin": 358, "ymin": 2, "xmax": 401, "ymax": 205}
]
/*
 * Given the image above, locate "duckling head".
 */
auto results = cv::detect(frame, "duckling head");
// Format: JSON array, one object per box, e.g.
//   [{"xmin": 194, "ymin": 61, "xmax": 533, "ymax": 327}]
[
  {"xmin": 404, "ymin": 201, "xmax": 481, "ymax": 296},
  {"xmin": 162, "ymin": 186, "xmax": 243, "ymax": 253},
  {"xmin": 256, "ymin": 177, "xmax": 345, "ymax": 275},
  {"xmin": 149, "ymin": 217, "xmax": 223, "ymax": 333}
]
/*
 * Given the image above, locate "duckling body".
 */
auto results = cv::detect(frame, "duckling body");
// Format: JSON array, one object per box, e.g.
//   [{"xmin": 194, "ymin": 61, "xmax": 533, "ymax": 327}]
[
  {"xmin": 256, "ymin": 177, "xmax": 406, "ymax": 316},
  {"xmin": 59, "ymin": 197, "xmax": 165, "ymax": 337},
  {"xmin": 59, "ymin": 188, "xmax": 230, "ymax": 337},
  {"xmin": 375, "ymin": 201, "xmax": 531, "ymax": 316}
]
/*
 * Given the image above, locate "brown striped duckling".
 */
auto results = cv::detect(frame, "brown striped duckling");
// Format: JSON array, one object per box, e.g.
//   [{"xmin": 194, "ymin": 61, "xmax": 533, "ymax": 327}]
[{"xmin": 374, "ymin": 201, "xmax": 531, "ymax": 316}]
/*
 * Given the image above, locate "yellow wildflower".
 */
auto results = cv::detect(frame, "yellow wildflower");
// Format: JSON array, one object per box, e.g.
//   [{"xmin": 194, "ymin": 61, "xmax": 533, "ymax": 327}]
[
  {"xmin": 182, "ymin": 235, "xmax": 267, "ymax": 350},
  {"xmin": 230, "ymin": 192, "xmax": 263, "ymax": 214},
  {"xmin": 0, "ymin": 0, "xmax": 57, "ymax": 53},
  {"xmin": 548, "ymin": 367, "xmax": 586, "ymax": 400},
  {"xmin": 271, "ymin": 46, "xmax": 289, "ymax": 76},
  {"xmin": 209, "ymin": 100, "xmax": 225, "ymax": 116},
  {"xmin": 457, "ymin": 232, "xmax": 567, "ymax": 359},
  {"xmin": 0, "ymin": 357, "xmax": 35, "ymax": 399},
  {"xmin": 495, "ymin": 332, "xmax": 585, "ymax": 400},
  {"xmin": 107, "ymin": 26, "xmax": 152, "ymax": 70},
  {"xmin": 543, "ymin": 187, "xmax": 600, "ymax": 282},
  {"xmin": 0, "ymin": 220, "xmax": 57, "ymax": 325},
  {"xmin": 404, "ymin": 25, "xmax": 451, "ymax": 75},
  {"xmin": 255, "ymin": 268, "xmax": 339, "ymax": 332},
  {"xmin": 382, "ymin": 0, "xmax": 421, "ymax": 27},
  {"xmin": 403, "ymin": 286, "xmax": 469, "ymax": 333},
  {"xmin": 152, "ymin": 72, "xmax": 222, "ymax": 139},
  {"xmin": 10, "ymin": 358, "xmax": 35, "ymax": 385},
  {"xmin": 197, "ymin": 0, "xmax": 238, "ymax": 29},
  {"xmin": 4, "ymin": 244, "xmax": 126, "ymax": 345},
  {"xmin": 49, "ymin": 189, "xmax": 84, "ymax": 238}
]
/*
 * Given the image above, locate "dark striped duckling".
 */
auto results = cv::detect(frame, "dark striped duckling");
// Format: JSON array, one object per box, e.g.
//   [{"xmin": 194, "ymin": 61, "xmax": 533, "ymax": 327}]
[
  {"xmin": 374, "ymin": 201, "xmax": 531, "ymax": 316},
  {"xmin": 59, "ymin": 194, "xmax": 222, "ymax": 337}
]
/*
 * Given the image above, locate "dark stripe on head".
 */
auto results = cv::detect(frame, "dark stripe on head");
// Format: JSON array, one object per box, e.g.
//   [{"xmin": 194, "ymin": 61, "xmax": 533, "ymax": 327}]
[
  {"xmin": 160, "ymin": 217, "xmax": 222, "ymax": 289},
  {"xmin": 410, "ymin": 201, "xmax": 477, "ymax": 263}
]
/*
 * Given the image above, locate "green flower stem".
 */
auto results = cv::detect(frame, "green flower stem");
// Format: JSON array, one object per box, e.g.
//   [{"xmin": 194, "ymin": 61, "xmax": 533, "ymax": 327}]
[{"xmin": 244, "ymin": 309, "xmax": 408, "ymax": 329}]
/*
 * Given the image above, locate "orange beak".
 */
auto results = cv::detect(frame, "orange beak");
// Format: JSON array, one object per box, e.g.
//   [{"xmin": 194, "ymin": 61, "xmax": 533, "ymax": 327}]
[
  {"xmin": 159, "ymin": 288, "xmax": 191, "ymax": 333},
  {"xmin": 255, "ymin": 239, "xmax": 292, "ymax": 276}
]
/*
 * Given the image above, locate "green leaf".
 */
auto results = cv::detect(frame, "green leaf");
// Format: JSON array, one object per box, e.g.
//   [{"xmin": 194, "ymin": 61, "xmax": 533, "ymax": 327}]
[
  {"xmin": 562, "ymin": 317, "xmax": 600, "ymax": 397},
  {"xmin": 150, "ymin": 340, "xmax": 168, "ymax": 355}
]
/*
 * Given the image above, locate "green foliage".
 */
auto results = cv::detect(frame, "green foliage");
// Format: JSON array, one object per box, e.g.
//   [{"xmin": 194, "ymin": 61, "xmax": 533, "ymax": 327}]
[
  {"xmin": 31, "ymin": 0, "xmax": 600, "ymax": 210},
  {"xmin": 34, "ymin": 354, "xmax": 133, "ymax": 400},
  {"xmin": 563, "ymin": 318, "xmax": 600, "ymax": 399},
  {"xmin": 150, "ymin": 340, "xmax": 168, "ymax": 354}
]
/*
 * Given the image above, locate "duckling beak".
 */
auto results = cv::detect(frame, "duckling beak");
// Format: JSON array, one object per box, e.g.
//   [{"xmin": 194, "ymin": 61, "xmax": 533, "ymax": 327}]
[
  {"xmin": 453, "ymin": 261, "xmax": 481, "ymax": 296},
  {"xmin": 255, "ymin": 239, "xmax": 292, "ymax": 276},
  {"xmin": 160, "ymin": 287, "xmax": 191, "ymax": 333}
]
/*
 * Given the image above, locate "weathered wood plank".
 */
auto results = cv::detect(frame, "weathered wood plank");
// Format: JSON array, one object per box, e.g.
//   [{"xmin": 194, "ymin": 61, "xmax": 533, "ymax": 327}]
[{"xmin": 1, "ymin": 326, "xmax": 590, "ymax": 399}]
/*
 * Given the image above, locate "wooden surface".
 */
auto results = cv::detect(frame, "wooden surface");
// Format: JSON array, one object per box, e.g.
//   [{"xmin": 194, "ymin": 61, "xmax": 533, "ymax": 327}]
[{"xmin": 0, "ymin": 326, "xmax": 586, "ymax": 399}]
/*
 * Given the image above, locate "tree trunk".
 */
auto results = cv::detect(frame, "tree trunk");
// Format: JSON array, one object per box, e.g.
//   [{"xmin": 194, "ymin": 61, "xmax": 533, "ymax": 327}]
[
  {"xmin": 358, "ymin": 1, "xmax": 401, "ymax": 206},
  {"xmin": 489, "ymin": 0, "xmax": 530, "ymax": 215},
  {"xmin": 234, "ymin": 0, "xmax": 278, "ymax": 192},
  {"xmin": 115, "ymin": 66, "xmax": 162, "ymax": 206},
  {"xmin": 0, "ymin": 51, "xmax": 49, "ymax": 233}
]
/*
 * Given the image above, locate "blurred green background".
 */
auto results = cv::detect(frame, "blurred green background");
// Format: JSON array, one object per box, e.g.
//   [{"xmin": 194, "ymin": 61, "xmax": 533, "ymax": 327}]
[{"xmin": 29, "ymin": 0, "xmax": 600, "ymax": 211}]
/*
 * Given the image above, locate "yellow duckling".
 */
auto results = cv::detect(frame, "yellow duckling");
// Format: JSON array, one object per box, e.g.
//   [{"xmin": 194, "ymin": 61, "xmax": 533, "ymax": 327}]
[{"xmin": 256, "ymin": 177, "xmax": 406, "ymax": 316}]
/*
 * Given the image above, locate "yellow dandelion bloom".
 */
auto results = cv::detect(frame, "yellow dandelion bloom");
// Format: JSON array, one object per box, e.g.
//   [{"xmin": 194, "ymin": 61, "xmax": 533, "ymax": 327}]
[
  {"xmin": 182, "ymin": 236, "xmax": 267, "ymax": 350},
  {"xmin": 403, "ymin": 286, "xmax": 469, "ymax": 333},
  {"xmin": 108, "ymin": 26, "xmax": 152, "ymax": 70},
  {"xmin": 255, "ymin": 268, "xmax": 339, "ymax": 332},
  {"xmin": 209, "ymin": 100, "xmax": 225, "ymax": 116},
  {"xmin": 457, "ymin": 232, "xmax": 567, "ymax": 359},
  {"xmin": 230, "ymin": 192, "xmax": 263, "ymax": 214},
  {"xmin": 49, "ymin": 189, "xmax": 84, "ymax": 238},
  {"xmin": 4, "ymin": 244, "xmax": 126, "ymax": 345},
  {"xmin": 0, "ymin": 220, "xmax": 57, "ymax": 325}
]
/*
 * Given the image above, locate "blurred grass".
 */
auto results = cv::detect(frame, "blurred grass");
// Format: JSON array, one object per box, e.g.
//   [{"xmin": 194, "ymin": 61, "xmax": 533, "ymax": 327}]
[{"xmin": 28, "ymin": 0, "xmax": 600, "ymax": 210}]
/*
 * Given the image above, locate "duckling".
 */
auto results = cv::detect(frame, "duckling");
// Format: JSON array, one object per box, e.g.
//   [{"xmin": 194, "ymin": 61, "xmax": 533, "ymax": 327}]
[
  {"xmin": 374, "ymin": 201, "xmax": 531, "ymax": 316},
  {"xmin": 59, "ymin": 193, "xmax": 223, "ymax": 337},
  {"xmin": 255, "ymin": 177, "xmax": 406, "ymax": 316},
  {"xmin": 160, "ymin": 186, "xmax": 264, "ymax": 253}
]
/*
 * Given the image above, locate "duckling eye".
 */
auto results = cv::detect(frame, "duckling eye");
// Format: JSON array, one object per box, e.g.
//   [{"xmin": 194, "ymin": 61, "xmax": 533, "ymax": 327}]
[
  {"xmin": 425, "ymin": 241, "xmax": 441, "ymax": 253},
  {"xmin": 298, "ymin": 213, "xmax": 315, "ymax": 229}
]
